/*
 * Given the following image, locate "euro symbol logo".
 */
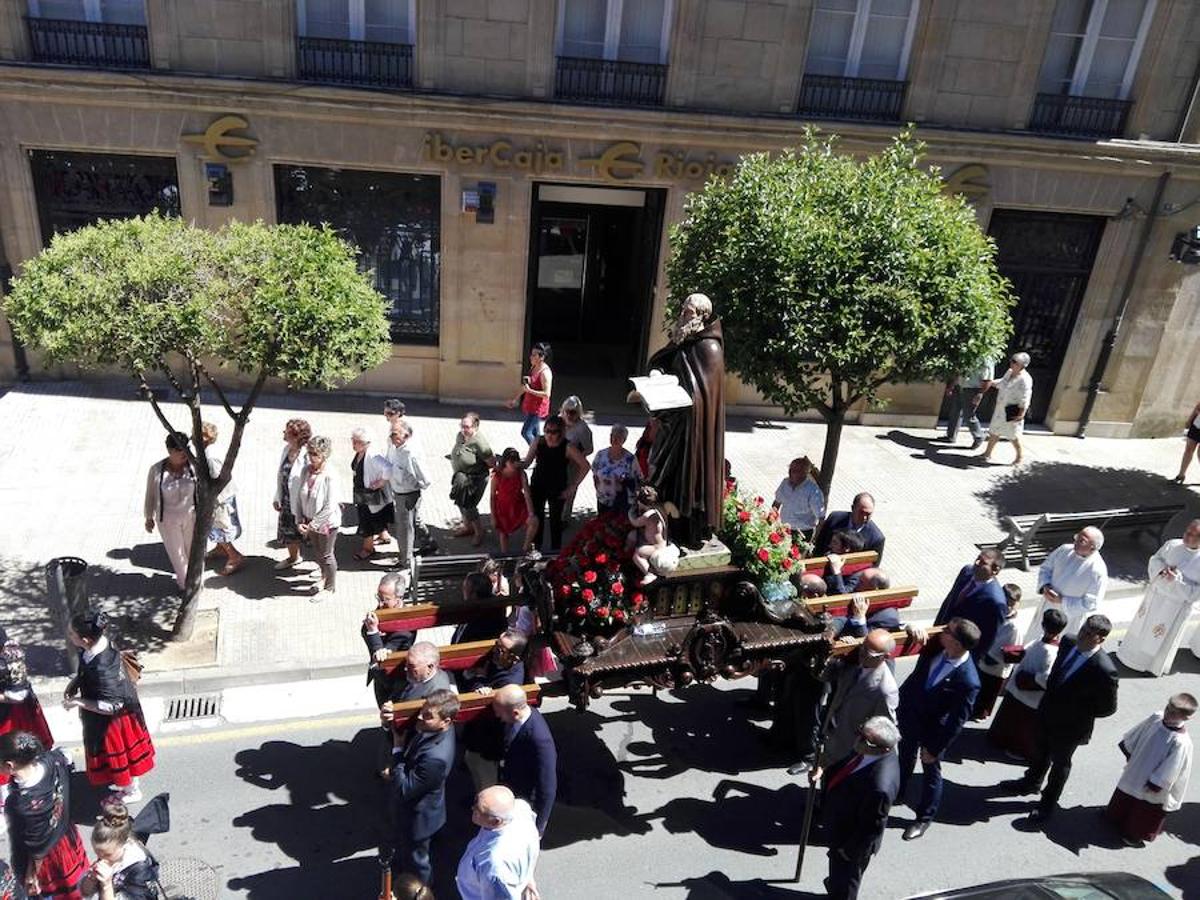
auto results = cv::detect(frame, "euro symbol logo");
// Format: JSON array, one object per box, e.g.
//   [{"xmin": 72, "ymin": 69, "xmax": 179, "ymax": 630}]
[
  {"xmin": 182, "ymin": 115, "xmax": 258, "ymax": 162},
  {"xmin": 580, "ymin": 141, "xmax": 644, "ymax": 182}
]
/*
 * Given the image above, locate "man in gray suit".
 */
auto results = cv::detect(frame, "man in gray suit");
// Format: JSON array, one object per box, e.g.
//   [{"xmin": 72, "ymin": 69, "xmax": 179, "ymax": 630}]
[{"xmin": 812, "ymin": 628, "xmax": 900, "ymax": 780}]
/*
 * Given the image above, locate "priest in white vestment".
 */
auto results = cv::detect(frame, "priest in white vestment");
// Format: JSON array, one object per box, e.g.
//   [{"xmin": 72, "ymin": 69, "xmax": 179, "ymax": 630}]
[
  {"xmin": 1105, "ymin": 693, "xmax": 1195, "ymax": 844},
  {"xmin": 1119, "ymin": 520, "xmax": 1200, "ymax": 675},
  {"xmin": 1026, "ymin": 527, "xmax": 1108, "ymax": 641}
]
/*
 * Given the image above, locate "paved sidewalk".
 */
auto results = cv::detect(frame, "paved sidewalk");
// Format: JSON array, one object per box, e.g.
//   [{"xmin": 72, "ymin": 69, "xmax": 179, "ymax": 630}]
[{"xmin": 1, "ymin": 380, "xmax": 1197, "ymax": 690}]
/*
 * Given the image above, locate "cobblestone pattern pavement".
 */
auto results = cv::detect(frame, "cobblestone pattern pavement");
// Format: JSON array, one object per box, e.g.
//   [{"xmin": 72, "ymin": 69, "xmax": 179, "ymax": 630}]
[{"xmin": 1, "ymin": 381, "xmax": 1197, "ymax": 679}]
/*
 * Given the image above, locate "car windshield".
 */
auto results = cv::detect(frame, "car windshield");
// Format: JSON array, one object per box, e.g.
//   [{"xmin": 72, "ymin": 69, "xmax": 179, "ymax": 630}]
[{"xmin": 1047, "ymin": 886, "xmax": 1117, "ymax": 900}]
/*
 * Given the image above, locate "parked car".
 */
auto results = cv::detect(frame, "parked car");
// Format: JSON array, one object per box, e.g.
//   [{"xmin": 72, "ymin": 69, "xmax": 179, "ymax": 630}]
[{"xmin": 905, "ymin": 872, "xmax": 1172, "ymax": 900}]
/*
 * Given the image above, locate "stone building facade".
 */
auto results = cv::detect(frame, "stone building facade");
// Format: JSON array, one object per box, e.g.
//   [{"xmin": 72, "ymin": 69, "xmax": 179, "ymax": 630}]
[{"xmin": 0, "ymin": 0, "xmax": 1198, "ymax": 436}]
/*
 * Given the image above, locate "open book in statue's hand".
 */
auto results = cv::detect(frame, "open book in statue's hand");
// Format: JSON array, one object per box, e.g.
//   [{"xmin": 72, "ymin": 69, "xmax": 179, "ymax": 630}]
[{"xmin": 629, "ymin": 372, "xmax": 693, "ymax": 412}]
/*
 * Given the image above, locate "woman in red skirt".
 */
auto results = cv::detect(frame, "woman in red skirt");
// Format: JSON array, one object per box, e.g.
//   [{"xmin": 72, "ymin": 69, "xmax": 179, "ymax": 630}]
[
  {"xmin": 0, "ymin": 629, "xmax": 56, "ymax": 836},
  {"xmin": 1, "ymin": 730, "xmax": 88, "ymax": 899},
  {"xmin": 63, "ymin": 611, "xmax": 154, "ymax": 804}
]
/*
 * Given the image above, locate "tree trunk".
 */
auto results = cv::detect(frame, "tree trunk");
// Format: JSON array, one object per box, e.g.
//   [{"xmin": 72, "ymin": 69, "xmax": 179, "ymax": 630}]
[
  {"xmin": 816, "ymin": 409, "xmax": 846, "ymax": 501},
  {"xmin": 173, "ymin": 488, "xmax": 219, "ymax": 641}
]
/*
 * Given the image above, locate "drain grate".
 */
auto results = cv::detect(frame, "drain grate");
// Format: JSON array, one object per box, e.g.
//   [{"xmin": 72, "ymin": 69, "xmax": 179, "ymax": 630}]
[{"xmin": 164, "ymin": 693, "xmax": 222, "ymax": 722}]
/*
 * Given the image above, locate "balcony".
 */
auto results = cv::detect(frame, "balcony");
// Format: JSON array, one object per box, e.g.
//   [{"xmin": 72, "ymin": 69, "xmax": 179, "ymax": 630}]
[
  {"xmin": 555, "ymin": 56, "xmax": 667, "ymax": 107},
  {"xmin": 797, "ymin": 74, "xmax": 906, "ymax": 122},
  {"xmin": 26, "ymin": 17, "xmax": 150, "ymax": 69},
  {"xmin": 1028, "ymin": 93, "xmax": 1131, "ymax": 139},
  {"xmin": 296, "ymin": 36, "xmax": 413, "ymax": 90}
]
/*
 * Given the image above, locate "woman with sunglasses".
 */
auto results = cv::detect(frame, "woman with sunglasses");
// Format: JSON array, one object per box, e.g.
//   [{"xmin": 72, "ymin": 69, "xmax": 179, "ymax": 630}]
[{"xmin": 519, "ymin": 415, "xmax": 588, "ymax": 553}]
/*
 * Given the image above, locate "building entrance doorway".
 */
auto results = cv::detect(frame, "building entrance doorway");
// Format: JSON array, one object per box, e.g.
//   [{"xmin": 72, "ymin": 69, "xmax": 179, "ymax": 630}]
[
  {"xmin": 987, "ymin": 209, "xmax": 1106, "ymax": 424},
  {"xmin": 526, "ymin": 184, "xmax": 665, "ymax": 408}
]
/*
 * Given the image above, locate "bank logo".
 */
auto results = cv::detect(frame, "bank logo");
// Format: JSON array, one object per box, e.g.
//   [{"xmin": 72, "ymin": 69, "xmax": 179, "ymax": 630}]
[
  {"xmin": 182, "ymin": 115, "xmax": 257, "ymax": 162},
  {"xmin": 580, "ymin": 141, "xmax": 644, "ymax": 182}
]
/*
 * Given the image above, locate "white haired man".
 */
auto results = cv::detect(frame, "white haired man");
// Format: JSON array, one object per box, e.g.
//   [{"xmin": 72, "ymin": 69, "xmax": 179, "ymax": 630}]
[
  {"xmin": 1026, "ymin": 526, "xmax": 1109, "ymax": 640},
  {"xmin": 979, "ymin": 352, "xmax": 1033, "ymax": 466}
]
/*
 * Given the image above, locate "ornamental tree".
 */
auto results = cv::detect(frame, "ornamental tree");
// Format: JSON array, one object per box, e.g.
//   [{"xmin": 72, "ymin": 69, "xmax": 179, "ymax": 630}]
[
  {"xmin": 5, "ymin": 214, "xmax": 391, "ymax": 639},
  {"xmin": 665, "ymin": 130, "xmax": 1013, "ymax": 497}
]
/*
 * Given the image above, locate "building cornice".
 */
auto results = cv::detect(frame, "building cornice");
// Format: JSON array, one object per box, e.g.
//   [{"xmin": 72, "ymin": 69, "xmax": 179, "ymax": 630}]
[{"xmin": 0, "ymin": 64, "xmax": 1198, "ymax": 177}]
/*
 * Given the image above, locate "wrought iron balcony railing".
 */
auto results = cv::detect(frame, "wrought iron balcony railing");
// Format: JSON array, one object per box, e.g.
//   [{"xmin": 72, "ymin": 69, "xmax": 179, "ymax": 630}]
[
  {"xmin": 1027, "ymin": 92, "xmax": 1131, "ymax": 139},
  {"xmin": 26, "ymin": 17, "xmax": 150, "ymax": 69},
  {"xmin": 797, "ymin": 74, "xmax": 907, "ymax": 122},
  {"xmin": 296, "ymin": 36, "xmax": 413, "ymax": 90},
  {"xmin": 555, "ymin": 56, "xmax": 667, "ymax": 107}
]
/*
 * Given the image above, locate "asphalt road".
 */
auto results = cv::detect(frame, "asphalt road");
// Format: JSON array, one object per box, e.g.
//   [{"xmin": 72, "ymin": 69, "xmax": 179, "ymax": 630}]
[{"xmin": 5, "ymin": 655, "xmax": 1198, "ymax": 900}]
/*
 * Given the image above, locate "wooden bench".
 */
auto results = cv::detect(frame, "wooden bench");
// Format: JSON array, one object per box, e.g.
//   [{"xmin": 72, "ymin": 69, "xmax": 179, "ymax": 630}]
[
  {"xmin": 375, "ymin": 596, "xmax": 511, "ymax": 631},
  {"xmin": 995, "ymin": 504, "xmax": 1184, "ymax": 570},
  {"xmin": 803, "ymin": 585, "xmax": 919, "ymax": 619},
  {"xmin": 828, "ymin": 625, "xmax": 945, "ymax": 660},
  {"xmin": 379, "ymin": 639, "xmax": 493, "ymax": 676},
  {"xmin": 386, "ymin": 683, "xmax": 541, "ymax": 726}
]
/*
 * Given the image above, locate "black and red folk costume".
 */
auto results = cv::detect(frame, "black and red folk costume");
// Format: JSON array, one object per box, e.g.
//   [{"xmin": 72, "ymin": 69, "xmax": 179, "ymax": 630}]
[
  {"xmin": 6, "ymin": 750, "xmax": 86, "ymax": 900},
  {"xmin": 67, "ymin": 639, "xmax": 155, "ymax": 788}
]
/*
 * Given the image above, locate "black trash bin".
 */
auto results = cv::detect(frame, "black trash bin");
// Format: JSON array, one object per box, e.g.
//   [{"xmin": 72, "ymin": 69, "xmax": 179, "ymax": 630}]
[{"xmin": 46, "ymin": 557, "xmax": 89, "ymax": 673}]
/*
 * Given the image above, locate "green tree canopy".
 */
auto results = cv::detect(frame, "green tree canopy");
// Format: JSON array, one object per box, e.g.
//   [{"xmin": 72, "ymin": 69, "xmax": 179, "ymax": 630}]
[
  {"xmin": 666, "ymin": 130, "xmax": 1013, "ymax": 496},
  {"xmin": 4, "ymin": 213, "xmax": 392, "ymax": 638}
]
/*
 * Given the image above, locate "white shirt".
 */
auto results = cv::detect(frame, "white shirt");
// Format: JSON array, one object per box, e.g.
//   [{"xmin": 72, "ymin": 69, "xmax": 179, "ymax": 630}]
[
  {"xmin": 291, "ymin": 465, "xmax": 337, "ymax": 533},
  {"xmin": 1117, "ymin": 713, "xmax": 1192, "ymax": 811},
  {"xmin": 1034, "ymin": 544, "xmax": 1108, "ymax": 637},
  {"xmin": 994, "ymin": 368, "xmax": 1033, "ymax": 411},
  {"xmin": 1005, "ymin": 639, "xmax": 1059, "ymax": 709},
  {"xmin": 960, "ymin": 358, "xmax": 995, "ymax": 389},
  {"xmin": 773, "ymin": 477, "xmax": 826, "ymax": 531},
  {"xmin": 387, "ymin": 442, "xmax": 430, "ymax": 494},
  {"xmin": 456, "ymin": 799, "xmax": 540, "ymax": 900}
]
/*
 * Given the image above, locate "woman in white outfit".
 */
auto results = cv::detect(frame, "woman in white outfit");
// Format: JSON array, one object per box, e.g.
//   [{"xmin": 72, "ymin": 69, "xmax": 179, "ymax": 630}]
[
  {"xmin": 1025, "ymin": 526, "xmax": 1108, "ymax": 640},
  {"xmin": 1117, "ymin": 520, "xmax": 1200, "ymax": 675},
  {"xmin": 142, "ymin": 431, "xmax": 196, "ymax": 590},
  {"xmin": 292, "ymin": 435, "xmax": 339, "ymax": 602},
  {"xmin": 980, "ymin": 352, "xmax": 1034, "ymax": 466}
]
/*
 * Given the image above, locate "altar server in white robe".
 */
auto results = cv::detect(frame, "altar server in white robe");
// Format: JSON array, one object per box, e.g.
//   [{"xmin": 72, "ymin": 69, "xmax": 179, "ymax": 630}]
[
  {"xmin": 1119, "ymin": 520, "xmax": 1200, "ymax": 676},
  {"xmin": 1105, "ymin": 692, "xmax": 1195, "ymax": 845},
  {"xmin": 1026, "ymin": 526, "xmax": 1108, "ymax": 641}
]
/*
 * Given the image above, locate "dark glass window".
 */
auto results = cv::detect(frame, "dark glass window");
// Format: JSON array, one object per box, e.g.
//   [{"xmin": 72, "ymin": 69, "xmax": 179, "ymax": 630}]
[
  {"xmin": 28, "ymin": 150, "xmax": 180, "ymax": 245},
  {"xmin": 274, "ymin": 165, "xmax": 440, "ymax": 345}
]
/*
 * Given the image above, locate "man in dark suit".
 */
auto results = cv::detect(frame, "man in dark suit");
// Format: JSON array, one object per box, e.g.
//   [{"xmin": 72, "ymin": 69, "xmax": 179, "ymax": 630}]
[
  {"xmin": 825, "ymin": 561, "xmax": 889, "ymax": 597},
  {"xmin": 815, "ymin": 714, "xmax": 901, "ymax": 900},
  {"xmin": 459, "ymin": 630, "xmax": 527, "ymax": 694},
  {"xmin": 362, "ymin": 571, "xmax": 414, "ymax": 707},
  {"xmin": 1003, "ymin": 613, "xmax": 1119, "ymax": 824},
  {"xmin": 494, "ymin": 683, "xmax": 558, "ymax": 836},
  {"xmin": 896, "ymin": 617, "xmax": 981, "ymax": 841},
  {"xmin": 380, "ymin": 641, "xmax": 455, "ymax": 779},
  {"xmin": 390, "ymin": 688, "xmax": 458, "ymax": 884},
  {"xmin": 812, "ymin": 492, "xmax": 885, "ymax": 561},
  {"xmin": 934, "ymin": 550, "xmax": 1008, "ymax": 662}
]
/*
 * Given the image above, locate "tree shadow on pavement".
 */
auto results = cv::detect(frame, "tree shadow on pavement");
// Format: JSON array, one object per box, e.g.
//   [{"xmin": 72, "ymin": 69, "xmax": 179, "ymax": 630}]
[
  {"xmin": 0, "ymin": 556, "xmax": 177, "ymax": 677},
  {"xmin": 539, "ymin": 707, "xmax": 651, "ymax": 850},
  {"xmin": 639, "ymin": 778, "xmax": 807, "ymax": 857},
  {"xmin": 610, "ymin": 685, "xmax": 789, "ymax": 780},
  {"xmin": 655, "ymin": 870, "xmax": 824, "ymax": 899},
  {"xmin": 878, "ymin": 430, "xmax": 991, "ymax": 470},
  {"xmin": 226, "ymin": 855, "xmax": 380, "ymax": 899}
]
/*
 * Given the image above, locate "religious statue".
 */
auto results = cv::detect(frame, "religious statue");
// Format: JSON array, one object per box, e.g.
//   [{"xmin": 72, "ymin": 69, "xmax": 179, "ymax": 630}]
[{"xmin": 635, "ymin": 293, "xmax": 726, "ymax": 549}]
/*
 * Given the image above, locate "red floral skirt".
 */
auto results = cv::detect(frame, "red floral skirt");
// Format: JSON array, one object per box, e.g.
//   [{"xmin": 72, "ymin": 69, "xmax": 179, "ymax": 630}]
[
  {"xmin": 0, "ymin": 697, "xmax": 55, "ymax": 784},
  {"xmin": 85, "ymin": 709, "xmax": 155, "ymax": 787},
  {"xmin": 35, "ymin": 825, "xmax": 88, "ymax": 899},
  {"xmin": 988, "ymin": 695, "xmax": 1039, "ymax": 760},
  {"xmin": 1105, "ymin": 788, "xmax": 1167, "ymax": 842}
]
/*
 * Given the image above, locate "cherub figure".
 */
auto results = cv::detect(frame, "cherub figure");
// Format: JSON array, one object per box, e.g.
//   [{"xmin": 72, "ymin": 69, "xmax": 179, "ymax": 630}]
[{"xmin": 628, "ymin": 485, "xmax": 680, "ymax": 585}]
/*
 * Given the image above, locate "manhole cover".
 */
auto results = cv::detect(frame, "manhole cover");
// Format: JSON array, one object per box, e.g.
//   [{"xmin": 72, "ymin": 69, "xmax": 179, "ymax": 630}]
[
  {"xmin": 163, "ymin": 693, "xmax": 221, "ymax": 722},
  {"xmin": 157, "ymin": 856, "xmax": 221, "ymax": 899}
]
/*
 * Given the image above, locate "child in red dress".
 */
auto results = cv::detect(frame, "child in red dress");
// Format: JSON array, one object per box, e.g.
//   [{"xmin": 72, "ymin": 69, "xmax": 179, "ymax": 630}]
[{"xmin": 490, "ymin": 448, "xmax": 536, "ymax": 553}]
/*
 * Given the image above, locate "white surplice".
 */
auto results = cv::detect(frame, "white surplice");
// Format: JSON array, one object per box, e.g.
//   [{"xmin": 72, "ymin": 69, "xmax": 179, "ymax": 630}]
[
  {"xmin": 1116, "ymin": 713, "xmax": 1193, "ymax": 812},
  {"xmin": 1118, "ymin": 540, "xmax": 1200, "ymax": 676},
  {"xmin": 1025, "ymin": 543, "xmax": 1108, "ymax": 640}
]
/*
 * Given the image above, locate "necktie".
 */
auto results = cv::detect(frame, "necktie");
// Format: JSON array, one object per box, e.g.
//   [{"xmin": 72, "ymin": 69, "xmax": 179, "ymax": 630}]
[
  {"xmin": 1058, "ymin": 648, "xmax": 1087, "ymax": 683},
  {"xmin": 825, "ymin": 754, "xmax": 863, "ymax": 792},
  {"xmin": 926, "ymin": 657, "xmax": 948, "ymax": 689}
]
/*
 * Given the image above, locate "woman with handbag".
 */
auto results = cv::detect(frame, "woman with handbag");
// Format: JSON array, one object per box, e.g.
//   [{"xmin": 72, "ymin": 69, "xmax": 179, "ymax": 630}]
[
  {"xmin": 63, "ymin": 611, "xmax": 154, "ymax": 805},
  {"xmin": 449, "ymin": 413, "xmax": 495, "ymax": 547},
  {"xmin": 979, "ymin": 352, "xmax": 1034, "ymax": 466},
  {"xmin": 273, "ymin": 419, "xmax": 312, "ymax": 571},
  {"xmin": 141, "ymin": 432, "xmax": 196, "ymax": 591},
  {"xmin": 292, "ymin": 436, "xmax": 339, "ymax": 602},
  {"xmin": 350, "ymin": 428, "xmax": 394, "ymax": 562}
]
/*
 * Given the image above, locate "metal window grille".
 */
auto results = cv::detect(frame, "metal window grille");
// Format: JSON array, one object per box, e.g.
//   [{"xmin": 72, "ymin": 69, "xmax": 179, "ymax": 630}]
[
  {"xmin": 797, "ymin": 74, "xmax": 907, "ymax": 122},
  {"xmin": 26, "ymin": 16, "xmax": 150, "ymax": 69},
  {"xmin": 296, "ymin": 36, "xmax": 413, "ymax": 90},
  {"xmin": 1027, "ymin": 92, "xmax": 1132, "ymax": 140},
  {"xmin": 554, "ymin": 55, "xmax": 667, "ymax": 107}
]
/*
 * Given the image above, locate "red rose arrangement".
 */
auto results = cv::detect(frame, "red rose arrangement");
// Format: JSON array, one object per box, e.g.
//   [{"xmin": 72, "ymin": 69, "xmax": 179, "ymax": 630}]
[
  {"xmin": 720, "ymin": 485, "xmax": 813, "ymax": 583},
  {"xmin": 546, "ymin": 511, "xmax": 644, "ymax": 634}
]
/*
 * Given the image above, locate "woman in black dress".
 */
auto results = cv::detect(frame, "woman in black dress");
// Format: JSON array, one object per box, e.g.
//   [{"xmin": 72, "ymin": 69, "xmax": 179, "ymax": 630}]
[
  {"xmin": 1, "ymin": 731, "xmax": 87, "ymax": 899},
  {"xmin": 63, "ymin": 612, "xmax": 154, "ymax": 804},
  {"xmin": 349, "ymin": 428, "xmax": 395, "ymax": 561},
  {"xmin": 80, "ymin": 799, "xmax": 160, "ymax": 900},
  {"xmin": 518, "ymin": 415, "xmax": 588, "ymax": 553}
]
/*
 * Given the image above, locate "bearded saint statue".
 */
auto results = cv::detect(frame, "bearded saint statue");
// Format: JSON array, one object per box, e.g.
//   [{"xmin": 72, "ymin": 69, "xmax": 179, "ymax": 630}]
[{"xmin": 644, "ymin": 293, "xmax": 725, "ymax": 549}]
